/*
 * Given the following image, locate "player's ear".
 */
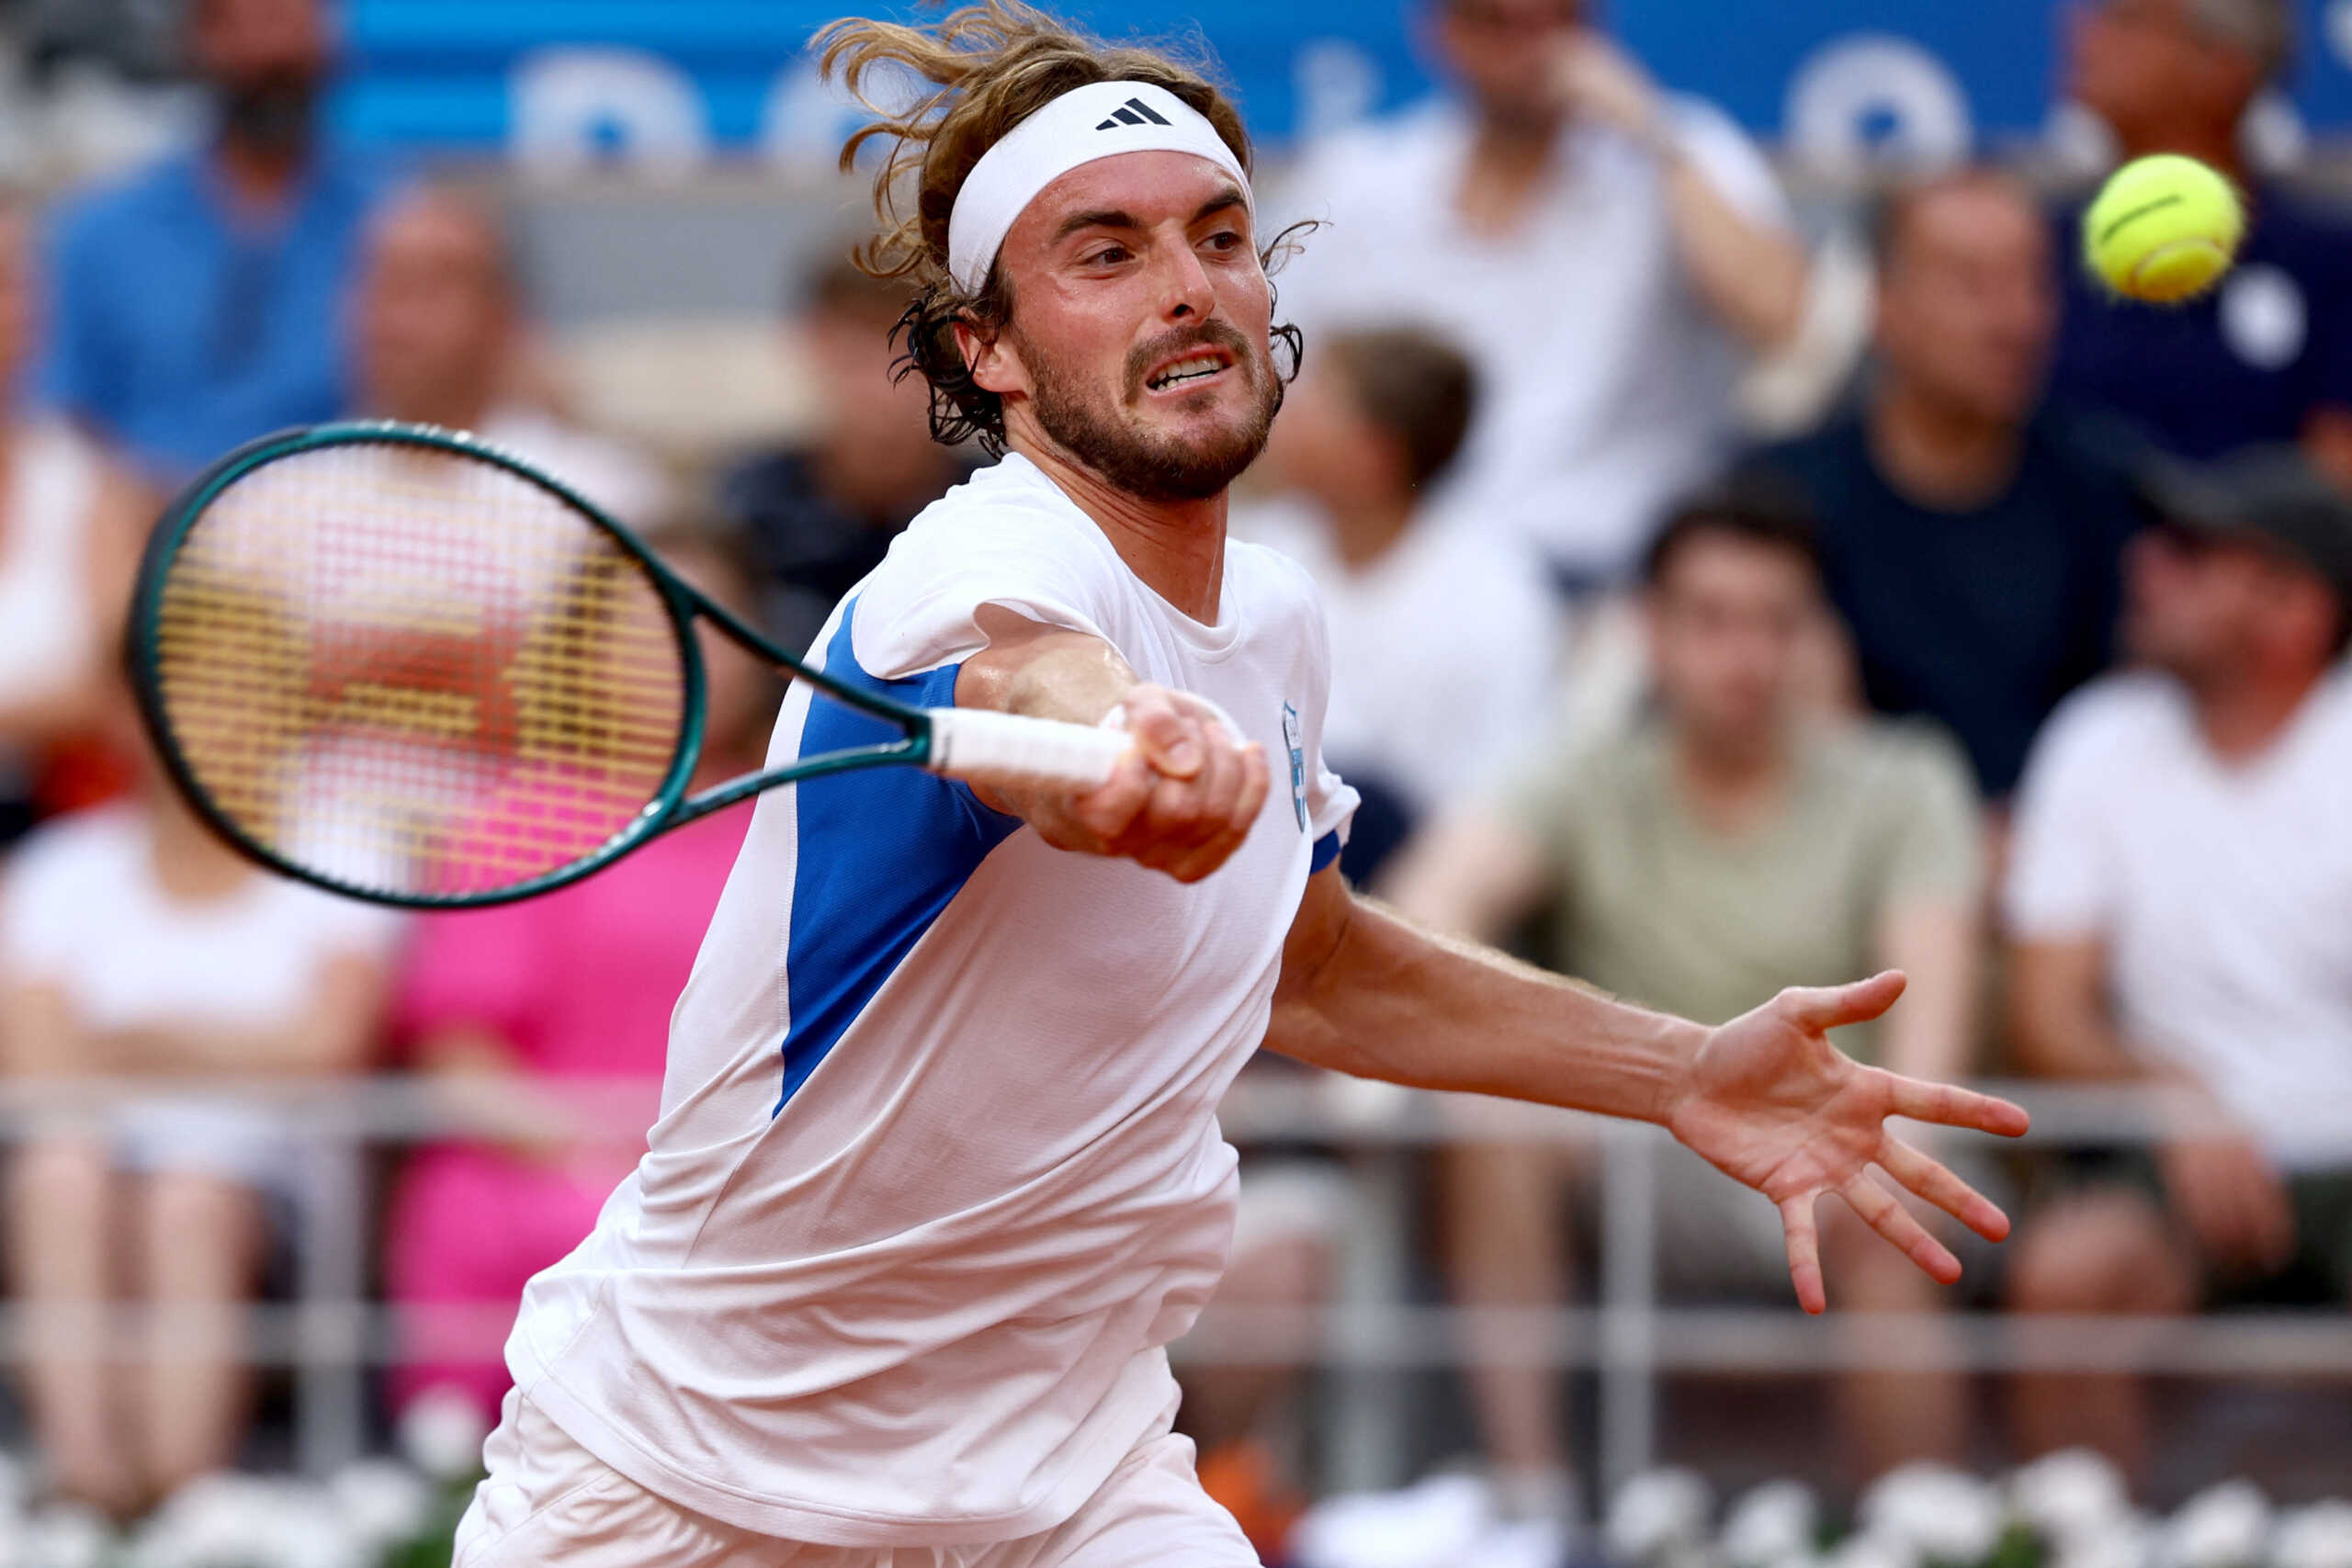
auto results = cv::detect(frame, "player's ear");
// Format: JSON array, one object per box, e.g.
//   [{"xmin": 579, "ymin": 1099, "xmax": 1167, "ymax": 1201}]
[{"xmin": 956, "ymin": 314, "xmax": 1026, "ymax": 399}]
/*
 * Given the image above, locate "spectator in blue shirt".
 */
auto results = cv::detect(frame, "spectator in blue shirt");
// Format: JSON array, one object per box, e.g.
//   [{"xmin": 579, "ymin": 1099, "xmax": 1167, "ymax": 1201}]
[
  {"xmin": 40, "ymin": 0, "xmax": 393, "ymax": 482},
  {"xmin": 2049, "ymin": 0, "xmax": 2352, "ymax": 485},
  {"xmin": 1749, "ymin": 170, "xmax": 2145, "ymax": 801}
]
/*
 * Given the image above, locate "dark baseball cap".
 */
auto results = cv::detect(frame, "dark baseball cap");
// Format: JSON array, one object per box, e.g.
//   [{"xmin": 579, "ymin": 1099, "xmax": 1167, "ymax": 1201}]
[{"xmin": 2139, "ymin": 446, "xmax": 2352, "ymax": 610}]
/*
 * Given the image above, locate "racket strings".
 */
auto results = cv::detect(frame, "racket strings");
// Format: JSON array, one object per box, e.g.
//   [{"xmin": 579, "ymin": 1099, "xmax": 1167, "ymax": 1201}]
[{"xmin": 153, "ymin": 444, "xmax": 687, "ymax": 899}]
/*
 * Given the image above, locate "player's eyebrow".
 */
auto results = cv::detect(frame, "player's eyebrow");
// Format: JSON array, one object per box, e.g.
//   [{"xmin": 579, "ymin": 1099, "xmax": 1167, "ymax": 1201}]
[
  {"xmin": 1053, "ymin": 186, "xmax": 1249, "ymax": 244},
  {"xmin": 1055, "ymin": 207, "xmax": 1139, "ymax": 243}
]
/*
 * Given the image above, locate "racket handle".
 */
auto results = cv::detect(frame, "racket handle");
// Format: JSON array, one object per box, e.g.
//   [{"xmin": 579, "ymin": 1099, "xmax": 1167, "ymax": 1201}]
[{"xmin": 925, "ymin": 707, "xmax": 1133, "ymax": 791}]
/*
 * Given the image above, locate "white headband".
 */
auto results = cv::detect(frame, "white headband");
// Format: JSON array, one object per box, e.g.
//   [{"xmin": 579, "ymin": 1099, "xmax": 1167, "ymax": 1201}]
[{"xmin": 944, "ymin": 80, "xmax": 1251, "ymax": 295}]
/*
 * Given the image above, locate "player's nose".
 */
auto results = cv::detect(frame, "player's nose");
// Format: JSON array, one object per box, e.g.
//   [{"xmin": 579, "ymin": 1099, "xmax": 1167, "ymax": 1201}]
[{"xmin": 1149, "ymin": 236, "xmax": 1216, "ymax": 321}]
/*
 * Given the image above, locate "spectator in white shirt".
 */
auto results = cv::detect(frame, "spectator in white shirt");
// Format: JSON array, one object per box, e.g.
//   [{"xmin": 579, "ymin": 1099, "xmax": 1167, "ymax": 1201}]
[
  {"xmin": 1239, "ymin": 326, "xmax": 1558, "ymax": 882},
  {"xmin": 352, "ymin": 184, "xmax": 671, "ymax": 527},
  {"xmin": 0, "ymin": 700, "xmax": 401, "ymax": 1517},
  {"xmin": 2004, "ymin": 447, "xmax": 2352, "ymax": 1479},
  {"xmin": 1272, "ymin": 0, "xmax": 1807, "ymax": 584}
]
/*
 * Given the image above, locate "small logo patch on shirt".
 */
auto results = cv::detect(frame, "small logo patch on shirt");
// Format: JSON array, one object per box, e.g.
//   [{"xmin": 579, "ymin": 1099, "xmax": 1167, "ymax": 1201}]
[{"xmin": 1282, "ymin": 701, "xmax": 1306, "ymax": 830}]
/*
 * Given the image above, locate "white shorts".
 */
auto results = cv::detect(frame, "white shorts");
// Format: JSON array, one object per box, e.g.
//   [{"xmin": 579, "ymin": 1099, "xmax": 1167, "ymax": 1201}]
[{"xmin": 453, "ymin": 1388, "xmax": 1257, "ymax": 1568}]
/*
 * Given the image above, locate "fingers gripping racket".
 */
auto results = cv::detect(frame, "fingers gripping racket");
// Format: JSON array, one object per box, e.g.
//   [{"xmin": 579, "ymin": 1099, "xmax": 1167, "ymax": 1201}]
[{"xmin": 126, "ymin": 422, "xmax": 1131, "ymax": 908}]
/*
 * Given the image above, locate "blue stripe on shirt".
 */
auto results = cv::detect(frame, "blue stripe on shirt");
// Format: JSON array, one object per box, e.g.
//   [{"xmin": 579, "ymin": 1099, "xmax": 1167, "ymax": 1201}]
[{"xmin": 775, "ymin": 600, "xmax": 1019, "ymax": 1115}]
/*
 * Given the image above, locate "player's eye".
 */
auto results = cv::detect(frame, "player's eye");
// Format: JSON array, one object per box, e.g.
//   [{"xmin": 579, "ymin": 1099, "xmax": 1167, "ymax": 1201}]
[
  {"xmin": 1203, "ymin": 229, "xmax": 1243, "ymax": 254},
  {"xmin": 1081, "ymin": 243, "xmax": 1131, "ymax": 267}
]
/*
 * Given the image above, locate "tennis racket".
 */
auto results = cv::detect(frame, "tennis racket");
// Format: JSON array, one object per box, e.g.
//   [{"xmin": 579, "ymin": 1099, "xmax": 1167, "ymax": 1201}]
[{"xmin": 126, "ymin": 421, "xmax": 1132, "ymax": 908}]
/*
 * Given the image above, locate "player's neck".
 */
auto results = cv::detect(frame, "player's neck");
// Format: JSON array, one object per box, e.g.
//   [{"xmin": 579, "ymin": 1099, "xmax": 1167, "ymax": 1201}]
[
  {"xmin": 1012, "ymin": 434, "xmax": 1228, "ymax": 625},
  {"xmin": 1866, "ymin": 380, "xmax": 2024, "ymax": 513}
]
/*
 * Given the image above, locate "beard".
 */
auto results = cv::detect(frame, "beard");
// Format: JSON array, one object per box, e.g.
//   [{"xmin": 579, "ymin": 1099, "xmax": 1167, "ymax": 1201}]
[
  {"xmin": 220, "ymin": 71, "xmax": 321, "ymax": 158},
  {"xmin": 1022, "ymin": 320, "xmax": 1283, "ymax": 503}
]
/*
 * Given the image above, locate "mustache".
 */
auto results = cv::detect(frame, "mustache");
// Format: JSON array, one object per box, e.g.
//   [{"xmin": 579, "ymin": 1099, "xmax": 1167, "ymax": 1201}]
[{"xmin": 1124, "ymin": 321, "xmax": 1257, "ymax": 394}]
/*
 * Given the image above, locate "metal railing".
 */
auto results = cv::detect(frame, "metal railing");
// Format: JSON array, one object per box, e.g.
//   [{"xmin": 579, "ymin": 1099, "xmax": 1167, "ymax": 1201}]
[{"xmin": 0, "ymin": 1075, "xmax": 2341, "ymax": 1492}]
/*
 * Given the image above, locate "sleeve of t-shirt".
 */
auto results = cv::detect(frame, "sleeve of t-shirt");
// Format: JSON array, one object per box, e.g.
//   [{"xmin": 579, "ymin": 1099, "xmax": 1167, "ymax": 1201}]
[
  {"xmin": 847, "ymin": 491, "xmax": 1120, "ymax": 682},
  {"xmin": 2003, "ymin": 690, "xmax": 2122, "ymax": 939},
  {"xmin": 0, "ymin": 828, "xmax": 79, "ymax": 979},
  {"xmin": 1293, "ymin": 569, "xmax": 1361, "ymax": 867},
  {"xmin": 34, "ymin": 199, "xmax": 117, "ymax": 430},
  {"xmin": 1665, "ymin": 96, "xmax": 1793, "ymax": 231},
  {"xmin": 1871, "ymin": 726, "xmax": 1985, "ymax": 908},
  {"xmin": 395, "ymin": 904, "xmax": 548, "ymax": 1052}
]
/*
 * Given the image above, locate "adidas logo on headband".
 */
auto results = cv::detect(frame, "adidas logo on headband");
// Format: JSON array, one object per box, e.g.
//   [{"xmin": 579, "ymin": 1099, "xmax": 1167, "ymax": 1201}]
[{"xmin": 1095, "ymin": 96, "xmax": 1172, "ymax": 130}]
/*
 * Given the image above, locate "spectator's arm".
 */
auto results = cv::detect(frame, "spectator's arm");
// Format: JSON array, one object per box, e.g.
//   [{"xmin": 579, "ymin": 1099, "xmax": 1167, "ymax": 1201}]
[
  {"xmin": 0, "ymin": 977, "xmax": 96, "ymax": 1078},
  {"xmin": 1874, "ymin": 900, "xmax": 1976, "ymax": 1088},
  {"xmin": 1556, "ymin": 35, "xmax": 1807, "ymax": 351},
  {"xmin": 0, "ymin": 457, "xmax": 157, "ymax": 747},
  {"xmin": 102, "ymin": 950, "xmax": 388, "ymax": 1077},
  {"xmin": 1379, "ymin": 807, "xmax": 1552, "ymax": 940},
  {"xmin": 411, "ymin": 1021, "xmax": 582, "ymax": 1163},
  {"xmin": 2006, "ymin": 936, "xmax": 2150, "ymax": 1082}
]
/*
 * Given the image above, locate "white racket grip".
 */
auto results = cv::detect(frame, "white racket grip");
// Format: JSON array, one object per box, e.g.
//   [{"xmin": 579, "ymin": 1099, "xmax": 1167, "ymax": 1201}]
[{"xmin": 925, "ymin": 707, "xmax": 1133, "ymax": 791}]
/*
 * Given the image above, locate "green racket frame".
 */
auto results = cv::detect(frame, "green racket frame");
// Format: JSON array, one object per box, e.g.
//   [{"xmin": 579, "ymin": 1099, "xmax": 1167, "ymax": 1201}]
[{"xmin": 127, "ymin": 421, "xmax": 949, "ymax": 908}]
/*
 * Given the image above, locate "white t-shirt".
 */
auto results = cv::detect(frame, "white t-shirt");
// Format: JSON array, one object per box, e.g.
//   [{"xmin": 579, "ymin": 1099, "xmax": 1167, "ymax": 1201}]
[
  {"xmin": 0, "ymin": 422, "xmax": 101, "ymax": 716},
  {"xmin": 1272, "ymin": 98, "xmax": 1790, "ymax": 578},
  {"xmin": 506, "ymin": 454, "xmax": 1358, "ymax": 1547},
  {"xmin": 1237, "ymin": 498, "xmax": 1561, "ymax": 817},
  {"xmin": 479, "ymin": 403, "xmax": 673, "ymax": 528},
  {"xmin": 2005, "ymin": 668, "xmax": 2352, "ymax": 1168},
  {"xmin": 0, "ymin": 804, "xmax": 404, "ymax": 1032}
]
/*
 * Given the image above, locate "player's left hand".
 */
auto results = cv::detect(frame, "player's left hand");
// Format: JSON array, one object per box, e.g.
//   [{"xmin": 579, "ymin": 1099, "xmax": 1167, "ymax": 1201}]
[
  {"xmin": 1662, "ymin": 971, "xmax": 2030, "ymax": 1314},
  {"xmin": 1555, "ymin": 31, "xmax": 1667, "ymax": 144}
]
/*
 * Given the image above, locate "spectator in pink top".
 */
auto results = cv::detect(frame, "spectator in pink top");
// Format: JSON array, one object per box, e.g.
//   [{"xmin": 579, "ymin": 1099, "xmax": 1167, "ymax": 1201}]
[{"xmin": 384, "ymin": 527, "xmax": 782, "ymax": 1420}]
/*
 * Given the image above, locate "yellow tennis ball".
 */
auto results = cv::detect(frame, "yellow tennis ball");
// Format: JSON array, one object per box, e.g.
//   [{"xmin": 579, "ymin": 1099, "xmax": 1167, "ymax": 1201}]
[{"xmin": 2083, "ymin": 153, "xmax": 2245, "ymax": 304}]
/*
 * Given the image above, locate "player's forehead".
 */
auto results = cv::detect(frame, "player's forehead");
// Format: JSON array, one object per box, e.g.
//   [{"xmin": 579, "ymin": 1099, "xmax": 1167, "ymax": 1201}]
[{"xmin": 1000, "ymin": 151, "xmax": 1249, "ymax": 255}]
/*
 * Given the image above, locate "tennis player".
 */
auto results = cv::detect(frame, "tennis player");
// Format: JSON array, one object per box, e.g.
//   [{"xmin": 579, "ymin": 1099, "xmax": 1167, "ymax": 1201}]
[{"xmin": 454, "ymin": 6, "xmax": 2028, "ymax": 1564}]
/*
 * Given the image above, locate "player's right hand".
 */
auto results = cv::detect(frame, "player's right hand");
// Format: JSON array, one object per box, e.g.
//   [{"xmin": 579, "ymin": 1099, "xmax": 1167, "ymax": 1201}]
[{"xmin": 1026, "ymin": 682, "xmax": 1270, "ymax": 883}]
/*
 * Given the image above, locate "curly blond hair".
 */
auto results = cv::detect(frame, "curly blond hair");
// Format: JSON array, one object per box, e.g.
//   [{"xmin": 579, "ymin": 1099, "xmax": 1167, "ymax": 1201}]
[{"xmin": 817, "ymin": 3, "xmax": 1298, "ymax": 454}]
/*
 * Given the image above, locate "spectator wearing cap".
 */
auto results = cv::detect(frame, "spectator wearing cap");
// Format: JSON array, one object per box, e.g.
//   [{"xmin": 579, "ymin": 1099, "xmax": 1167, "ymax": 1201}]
[
  {"xmin": 718, "ymin": 254, "xmax": 975, "ymax": 657},
  {"xmin": 2004, "ymin": 448, "xmax": 2352, "ymax": 1477},
  {"xmin": 2050, "ymin": 0, "xmax": 2352, "ymax": 485},
  {"xmin": 352, "ymin": 183, "xmax": 669, "ymax": 527},
  {"xmin": 1388, "ymin": 490, "xmax": 1984, "ymax": 1513},
  {"xmin": 40, "ymin": 0, "xmax": 396, "ymax": 483},
  {"xmin": 1748, "ymin": 169, "xmax": 2145, "ymax": 801},
  {"xmin": 1270, "ymin": 0, "xmax": 1808, "ymax": 586},
  {"xmin": 1239, "ymin": 327, "xmax": 1557, "ymax": 885}
]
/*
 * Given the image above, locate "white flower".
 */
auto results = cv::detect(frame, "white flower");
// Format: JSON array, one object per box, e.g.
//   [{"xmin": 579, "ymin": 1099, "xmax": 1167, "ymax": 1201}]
[
  {"xmin": 1860, "ymin": 1465, "xmax": 2004, "ymax": 1565},
  {"xmin": 398, "ymin": 1383, "xmax": 493, "ymax": 1482},
  {"xmin": 1722, "ymin": 1482, "xmax": 1821, "ymax": 1568},
  {"xmin": 20, "ymin": 1503, "xmax": 111, "ymax": 1568},
  {"xmin": 328, "ymin": 1459, "xmax": 435, "ymax": 1553},
  {"xmin": 1607, "ymin": 1469, "xmax": 1714, "ymax": 1566},
  {"xmin": 2162, "ymin": 1482, "xmax": 2270, "ymax": 1568},
  {"xmin": 2272, "ymin": 1503, "xmax": 2352, "ymax": 1568},
  {"xmin": 2012, "ymin": 1450, "xmax": 2132, "ymax": 1549}
]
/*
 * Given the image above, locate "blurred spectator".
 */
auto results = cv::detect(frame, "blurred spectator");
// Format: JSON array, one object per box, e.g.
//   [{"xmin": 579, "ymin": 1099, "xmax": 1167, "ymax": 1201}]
[
  {"xmin": 1240, "ymin": 327, "xmax": 1556, "ymax": 884},
  {"xmin": 1388, "ymin": 491, "xmax": 1983, "ymax": 1511},
  {"xmin": 385, "ymin": 528, "xmax": 778, "ymax": 1425},
  {"xmin": 39, "ymin": 0, "xmax": 395, "ymax": 482},
  {"xmin": 0, "ymin": 196, "xmax": 152, "ymax": 845},
  {"xmin": 1748, "ymin": 170, "xmax": 2144, "ymax": 801},
  {"xmin": 1272, "ymin": 0, "xmax": 1807, "ymax": 585},
  {"xmin": 718, "ymin": 254, "xmax": 970, "ymax": 656},
  {"xmin": 2050, "ymin": 0, "xmax": 2352, "ymax": 484},
  {"xmin": 0, "ymin": 695, "xmax": 400, "ymax": 1517},
  {"xmin": 2004, "ymin": 448, "xmax": 2352, "ymax": 1477},
  {"xmin": 354, "ymin": 183, "xmax": 670, "ymax": 526}
]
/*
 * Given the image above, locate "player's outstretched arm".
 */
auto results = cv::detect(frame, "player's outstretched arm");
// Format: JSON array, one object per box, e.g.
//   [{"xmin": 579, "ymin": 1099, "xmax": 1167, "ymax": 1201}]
[
  {"xmin": 1265, "ymin": 868, "xmax": 2030, "ymax": 1312},
  {"xmin": 953, "ymin": 609, "xmax": 1268, "ymax": 883}
]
